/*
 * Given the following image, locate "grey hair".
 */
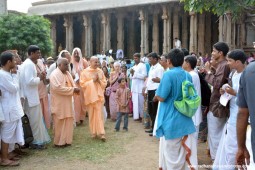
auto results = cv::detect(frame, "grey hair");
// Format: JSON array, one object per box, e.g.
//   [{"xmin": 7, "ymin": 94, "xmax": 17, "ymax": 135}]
[
  {"xmin": 113, "ymin": 61, "xmax": 121, "ymax": 68},
  {"xmin": 57, "ymin": 58, "xmax": 68, "ymax": 66}
]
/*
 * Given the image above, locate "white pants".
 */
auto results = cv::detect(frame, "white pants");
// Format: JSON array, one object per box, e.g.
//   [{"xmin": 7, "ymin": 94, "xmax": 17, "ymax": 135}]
[
  {"xmin": 163, "ymin": 133, "xmax": 198, "ymax": 170},
  {"xmin": 207, "ymin": 111, "xmax": 227, "ymax": 160},
  {"xmin": 132, "ymin": 92, "xmax": 144, "ymax": 120},
  {"xmin": 213, "ymin": 123, "xmax": 237, "ymax": 170},
  {"xmin": 24, "ymin": 101, "xmax": 51, "ymax": 145}
]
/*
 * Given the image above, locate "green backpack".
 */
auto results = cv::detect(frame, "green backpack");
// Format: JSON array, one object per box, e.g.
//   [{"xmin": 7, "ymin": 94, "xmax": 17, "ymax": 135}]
[{"xmin": 174, "ymin": 72, "xmax": 201, "ymax": 118}]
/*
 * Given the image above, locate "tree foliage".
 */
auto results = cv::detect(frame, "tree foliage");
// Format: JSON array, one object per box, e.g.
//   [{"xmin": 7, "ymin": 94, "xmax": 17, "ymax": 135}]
[
  {"xmin": 0, "ymin": 14, "xmax": 53, "ymax": 58},
  {"xmin": 180, "ymin": 0, "xmax": 255, "ymax": 19}
]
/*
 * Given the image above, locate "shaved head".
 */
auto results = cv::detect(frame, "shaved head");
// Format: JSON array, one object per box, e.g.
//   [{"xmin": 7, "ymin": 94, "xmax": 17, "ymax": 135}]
[
  {"xmin": 90, "ymin": 56, "xmax": 99, "ymax": 69},
  {"xmin": 57, "ymin": 58, "xmax": 68, "ymax": 66}
]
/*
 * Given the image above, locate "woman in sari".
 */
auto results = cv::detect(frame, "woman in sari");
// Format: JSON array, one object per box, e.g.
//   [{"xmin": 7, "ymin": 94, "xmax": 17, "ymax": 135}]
[
  {"xmin": 71, "ymin": 47, "xmax": 88, "ymax": 125},
  {"xmin": 109, "ymin": 62, "xmax": 124, "ymax": 121}
]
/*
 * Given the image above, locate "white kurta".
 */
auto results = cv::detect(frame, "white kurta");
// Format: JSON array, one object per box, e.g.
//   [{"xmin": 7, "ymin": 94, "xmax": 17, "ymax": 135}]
[
  {"xmin": 189, "ymin": 70, "xmax": 202, "ymax": 139},
  {"xmin": 0, "ymin": 70, "xmax": 24, "ymax": 147},
  {"xmin": 130, "ymin": 62, "xmax": 147, "ymax": 119}
]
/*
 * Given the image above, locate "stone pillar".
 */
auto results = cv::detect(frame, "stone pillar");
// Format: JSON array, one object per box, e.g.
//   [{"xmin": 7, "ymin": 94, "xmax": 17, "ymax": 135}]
[
  {"xmin": 144, "ymin": 11, "xmax": 149, "ymax": 54},
  {"xmin": 50, "ymin": 17, "xmax": 57, "ymax": 56},
  {"xmin": 194, "ymin": 13, "xmax": 198, "ymax": 53},
  {"xmin": 218, "ymin": 16, "xmax": 224, "ymax": 41},
  {"xmin": 167, "ymin": 6, "xmax": 172, "ymax": 52},
  {"xmin": 63, "ymin": 15, "xmax": 73, "ymax": 52},
  {"xmin": 173, "ymin": 7, "xmax": 179, "ymax": 45},
  {"xmin": 106, "ymin": 13, "xmax": 111, "ymax": 50},
  {"xmin": 128, "ymin": 13, "xmax": 135, "ymax": 57},
  {"xmin": 198, "ymin": 13, "xmax": 205, "ymax": 55},
  {"xmin": 189, "ymin": 12, "xmax": 195, "ymax": 53},
  {"xmin": 117, "ymin": 13, "xmax": 124, "ymax": 50},
  {"xmin": 0, "ymin": 0, "xmax": 7, "ymax": 15},
  {"xmin": 139, "ymin": 9, "xmax": 145, "ymax": 56},
  {"xmin": 83, "ymin": 14, "xmax": 93, "ymax": 57},
  {"xmin": 226, "ymin": 12, "xmax": 232, "ymax": 48},
  {"xmin": 182, "ymin": 11, "xmax": 188, "ymax": 49},
  {"xmin": 205, "ymin": 13, "xmax": 212, "ymax": 54},
  {"xmin": 223, "ymin": 15, "xmax": 227, "ymax": 42},
  {"xmin": 162, "ymin": 6, "xmax": 168, "ymax": 54},
  {"xmin": 152, "ymin": 10, "xmax": 159, "ymax": 53},
  {"xmin": 101, "ymin": 13, "xmax": 107, "ymax": 52}
]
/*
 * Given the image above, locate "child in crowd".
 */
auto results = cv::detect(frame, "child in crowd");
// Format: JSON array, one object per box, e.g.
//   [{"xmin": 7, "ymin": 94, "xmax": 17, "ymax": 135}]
[{"xmin": 115, "ymin": 78, "xmax": 130, "ymax": 131}]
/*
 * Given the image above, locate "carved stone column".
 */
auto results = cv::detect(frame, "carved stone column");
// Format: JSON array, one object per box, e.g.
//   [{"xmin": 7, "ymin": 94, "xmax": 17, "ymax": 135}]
[
  {"xmin": 189, "ymin": 12, "xmax": 195, "ymax": 53},
  {"xmin": 182, "ymin": 12, "xmax": 188, "ymax": 49},
  {"xmin": 162, "ymin": 6, "xmax": 168, "ymax": 54},
  {"xmin": 152, "ymin": 10, "xmax": 159, "ymax": 53},
  {"xmin": 173, "ymin": 7, "xmax": 179, "ymax": 44},
  {"xmin": 139, "ymin": 9, "xmax": 145, "ymax": 56},
  {"xmin": 128, "ymin": 13, "xmax": 135, "ymax": 57},
  {"xmin": 83, "ymin": 14, "xmax": 93, "ymax": 57},
  {"xmin": 167, "ymin": 6, "xmax": 172, "ymax": 52},
  {"xmin": 226, "ymin": 12, "xmax": 232, "ymax": 48},
  {"xmin": 194, "ymin": 13, "xmax": 198, "ymax": 53},
  {"xmin": 101, "ymin": 13, "xmax": 107, "ymax": 52},
  {"xmin": 106, "ymin": 13, "xmax": 111, "ymax": 50},
  {"xmin": 117, "ymin": 13, "xmax": 124, "ymax": 50},
  {"xmin": 50, "ymin": 17, "xmax": 57, "ymax": 56},
  {"xmin": 63, "ymin": 15, "xmax": 73, "ymax": 52},
  {"xmin": 218, "ymin": 16, "xmax": 224, "ymax": 41},
  {"xmin": 198, "ymin": 13, "xmax": 205, "ymax": 55}
]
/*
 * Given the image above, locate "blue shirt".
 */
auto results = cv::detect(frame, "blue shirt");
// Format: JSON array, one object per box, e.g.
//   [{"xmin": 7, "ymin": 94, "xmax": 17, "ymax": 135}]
[
  {"xmin": 155, "ymin": 67, "xmax": 196, "ymax": 140},
  {"xmin": 145, "ymin": 62, "xmax": 150, "ymax": 76}
]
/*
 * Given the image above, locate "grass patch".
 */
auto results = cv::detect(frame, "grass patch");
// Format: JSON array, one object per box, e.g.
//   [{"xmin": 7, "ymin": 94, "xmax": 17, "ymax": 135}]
[{"xmin": 24, "ymin": 118, "xmax": 136, "ymax": 163}]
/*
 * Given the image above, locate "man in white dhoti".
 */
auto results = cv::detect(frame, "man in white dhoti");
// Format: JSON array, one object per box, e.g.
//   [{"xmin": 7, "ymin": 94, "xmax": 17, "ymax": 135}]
[
  {"xmin": 130, "ymin": 53, "xmax": 147, "ymax": 121},
  {"xmin": 154, "ymin": 49, "xmax": 197, "ymax": 169},
  {"xmin": 0, "ymin": 51, "xmax": 24, "ymax": 166},
  {"xmin": 183, "ymin": 55, "xmax": 202, "ymax": 139},
  {"xmin": 20, "ymin": 45, "xmax": 50, "ymax": 149},
  {"xmin": 212, "ymin": 50, "xmax": 246, "ymax": 169}
]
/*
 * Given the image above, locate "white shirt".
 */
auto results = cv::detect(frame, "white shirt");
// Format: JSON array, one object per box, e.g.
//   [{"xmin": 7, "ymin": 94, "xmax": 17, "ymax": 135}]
[
  {"xmin": 130, "ymin": 62, "xmax": 147, "ymax": 93},
  {"xmin": 20, "ymin": 58, "xmax": 41, "ymax": 107},
  {"xmin": 146, "ymin": 63, "xmax": 164, "ymax": 91},
  {"xmin": 175, "ymin": 39, "xmax": 181, "ymax": 49},
  {"xmin": 189, "ymin": 70, "xmax": 202, "ymax": 126},
  {"xmin": 0, "ymin": 70, "xmax": 24, "ymax": 122}
]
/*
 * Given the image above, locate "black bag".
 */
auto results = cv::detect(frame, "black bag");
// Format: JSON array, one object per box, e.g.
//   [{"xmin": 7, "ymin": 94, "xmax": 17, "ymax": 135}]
[
  {"xmin": 21, "ymin": 115, "xmax": 34, "ymax": 145},
  {"xmin": 198, "ymin": 73, "xmax": 211, "ymax": 107}
]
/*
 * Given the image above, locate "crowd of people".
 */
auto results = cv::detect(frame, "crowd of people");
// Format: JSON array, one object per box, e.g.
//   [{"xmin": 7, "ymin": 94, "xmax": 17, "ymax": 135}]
[{"xmin": 0, "ymin": 42, "xmax": 254, "ymax": 169}]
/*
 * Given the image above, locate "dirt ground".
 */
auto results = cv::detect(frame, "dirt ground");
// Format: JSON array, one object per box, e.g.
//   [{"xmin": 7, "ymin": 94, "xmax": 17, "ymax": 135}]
[{"xmin": 6, "ymin": 118, "xmax": 212, "ymax": 170}]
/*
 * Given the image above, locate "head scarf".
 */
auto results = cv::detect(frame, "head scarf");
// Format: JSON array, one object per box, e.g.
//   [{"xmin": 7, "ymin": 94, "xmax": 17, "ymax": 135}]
[{"xmin": 71, "ymin": 47, "xmax": 85, "ymax": 75}]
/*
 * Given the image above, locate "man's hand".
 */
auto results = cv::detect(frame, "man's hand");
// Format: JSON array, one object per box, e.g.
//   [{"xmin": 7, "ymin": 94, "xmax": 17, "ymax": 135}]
[
  {"xmin": 236, "ymin": 147, "xmax": 250, "ymax": 170},
  {"xmin": 225, "ymin": 86, "xmax": 236, "ymax": 96},
  {"xmin": 73, "ymin": 87, "xmax": 80, "ymax": 94},
  {"xmin": 130, "ymin": 69, "xmax": 134, "ymax": 76},
  {"xmin": 153, "ymin": 96, "xmax": 158, "ymax": 102},
  {"xmin": 93, "ymin": 73, "xmax": 99, "ymax": 82},
  {"xmin": 38, "ymin": 72, "xmax": 46, "ymax": 81},
  {"xmin": 220, "ymin": 88, "xmax": 225, "ymax": 95},
  {"xmin": 152, "ymin": 77, "xmax": 160, "ymax": 83}
]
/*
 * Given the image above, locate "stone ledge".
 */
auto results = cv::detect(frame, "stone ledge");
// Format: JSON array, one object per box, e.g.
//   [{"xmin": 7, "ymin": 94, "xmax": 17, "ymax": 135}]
[{"xmin": 28, "ymin": 0, "xmax": 178, "ymax": 15}]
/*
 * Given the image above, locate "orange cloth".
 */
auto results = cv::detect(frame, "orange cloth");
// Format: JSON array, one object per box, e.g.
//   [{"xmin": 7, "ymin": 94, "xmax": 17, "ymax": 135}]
[
  {"xmin": 37, "ymin": 59, "xmax": 50, "ymax": 129},
  {"xmin": 50, "ymin": 68, "xmax": 75, "ymax": 145},
  {"xmin": 52, "ymin": 115, "xmax": 73, "ymax": 145},
  {"xmin": 72, "ymin": 59, "xmax": 88, "ymax": 123},
  {"xmin": 80, "ymin": 67, "xmax": 107, "ymax": 137}
]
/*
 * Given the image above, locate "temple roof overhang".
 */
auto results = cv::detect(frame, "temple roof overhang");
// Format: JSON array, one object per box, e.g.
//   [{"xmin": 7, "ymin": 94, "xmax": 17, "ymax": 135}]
[{"xmin": 28, "ymin": 0, "xmax": 179, "ymax": 16}]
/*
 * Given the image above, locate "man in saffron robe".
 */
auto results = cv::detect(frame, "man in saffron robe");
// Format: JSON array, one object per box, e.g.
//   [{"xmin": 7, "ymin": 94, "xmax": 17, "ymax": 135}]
[
  {"xmin": 80, "ymin": 56, "xmax": 107, "ymax": 141},
  {"xmin": 50, "ymin": 58, "xmax": 80, "ymax": 147}
]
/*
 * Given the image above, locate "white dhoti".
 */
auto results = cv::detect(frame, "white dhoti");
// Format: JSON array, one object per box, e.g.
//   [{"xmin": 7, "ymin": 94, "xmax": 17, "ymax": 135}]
[
  {"xmin": 24, "ymin": 102, "xmax": 51, "ymax": 145},
  {"xmin": 0, "ymin": 119, "xmax": 24, "ymax": 152},
  {"xmin": 213, "ymin": 123, "xmax": 237, "ymax": 170},
  {"xmin": 246, "ymin": 125, "xmax": 255, "ymax": 170},
  {"xmin": 207, "ymin": 111, "xmax": 227, "ymax": 160},
  {"xmin": 163, "ymin": 133, "xmax": 198, "ymax": 170},
  {"xmin": 132, "ymin": 92, "xmax": 144, "ymax": 120},
  {"xmin": 0, "ymin": 104, "xmax": 4, "ymax": 122}
]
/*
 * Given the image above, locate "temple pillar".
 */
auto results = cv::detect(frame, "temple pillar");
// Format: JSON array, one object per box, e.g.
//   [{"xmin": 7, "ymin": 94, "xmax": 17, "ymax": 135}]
[
  {"xmin": 205, "ymin": 13, "xmax": 212, "ymax": 54},
  {"xmin": 173, "ymin": 7, "xmax": 179, "ymax": 45},
  {"xmin": 139, "ymin": 9, "xmax": 145, "ymax": 56},
  {"xmin": 152, "ymin": 10, "xmax": 159, "ymax": 53},
  {"xmin": 226, "ymin": 12, "xmax": 232, "ymax": 49},
  {"xmin": 117, "ymin": 13, "xmax": 124, "ymax": 50},
  {"xmin": 83, "ymin": 14, "xmax": 93, "ymax": 58},
  {"xmin": 198, "ymin": 13, "xmax": 205, "ymax": 54},
  {"xmin": 182, "ymin": 11, "xmax": 188, "ymax": 49},
  {"xmin": 106, "ymin": 13, "xmax": 111, "ymax": 50},
  {"xmin": 167, "ymin": 6, "xmax": 172, "ymax": 52},
  {"xmin": 50, "ymin": 17, "xmax": 57, "ymax": 56},
  {"xmin": 101, "ymin": 13, "xmax": 107, "ymax": 52},
  {"xmin": 189, "ymin": 12, "xmax": 195, "ymax": 53},
  {"xmin": 128, "ymin": 13, "xmax": 135, "ymax": 57},
  {"xmin": 162, "ymin": 6, "xmax": 168, "ymax": 54},
  {"xmin": 63, "ymin": 15, "xmax": 73, "ymax": 52},
  {"xmin": 219, "ymin": 16, "xmax": 224, "ymax": 41}
]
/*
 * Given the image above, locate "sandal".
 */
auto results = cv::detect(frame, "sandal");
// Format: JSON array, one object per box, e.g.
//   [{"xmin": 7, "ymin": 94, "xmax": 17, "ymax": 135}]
[{"xmin": 0, "ymin": 160, "xmax": 20, "ymax": 167}]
